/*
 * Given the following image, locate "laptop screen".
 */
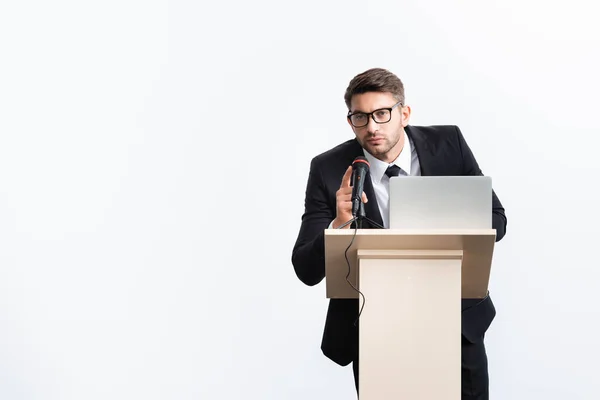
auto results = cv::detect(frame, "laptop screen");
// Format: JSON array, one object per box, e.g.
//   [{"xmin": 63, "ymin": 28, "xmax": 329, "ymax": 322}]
[{"xmin": 388, "ymin": 176, "xmax": 492, "ymax": 230}]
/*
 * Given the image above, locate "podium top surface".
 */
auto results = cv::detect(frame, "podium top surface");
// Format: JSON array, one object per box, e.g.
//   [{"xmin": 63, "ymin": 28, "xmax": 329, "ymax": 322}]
[
  {"xmin": 325, "ymin": 228, "xmax": 495, "ymax": 238},
  {"xmin": 324, "ymin": 229, "xmax": 496, "ymax": 299}
]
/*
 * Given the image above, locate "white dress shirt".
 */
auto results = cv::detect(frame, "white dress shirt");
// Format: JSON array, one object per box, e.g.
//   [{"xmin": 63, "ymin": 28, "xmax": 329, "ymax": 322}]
[{"xmin": 362, "ymin": 130, "xmax": 421, "ymax": 228}]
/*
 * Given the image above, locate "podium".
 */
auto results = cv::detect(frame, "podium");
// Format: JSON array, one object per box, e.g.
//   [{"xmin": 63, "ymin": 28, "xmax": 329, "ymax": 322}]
[{"xmin": 324, "ymin": 228, "xmax": 496, "ymax": 399}]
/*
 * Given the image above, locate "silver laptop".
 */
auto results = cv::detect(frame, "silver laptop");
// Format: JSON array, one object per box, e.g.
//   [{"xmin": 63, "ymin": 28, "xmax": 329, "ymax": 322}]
[{"xmin": 388, "ymin": 176, "xmax": 492, "ymax": 229}]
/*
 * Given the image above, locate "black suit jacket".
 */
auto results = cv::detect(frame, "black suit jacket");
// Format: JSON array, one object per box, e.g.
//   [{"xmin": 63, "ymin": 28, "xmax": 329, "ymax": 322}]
[{"xmin": 291, "ymin": 125, "xmax": 507, "ymax": 367}]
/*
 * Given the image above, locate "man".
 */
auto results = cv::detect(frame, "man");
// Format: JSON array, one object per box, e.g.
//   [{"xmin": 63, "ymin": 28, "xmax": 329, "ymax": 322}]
[{"xmin": 291, "ymin": 67, "xmax": 507, "ymax": 399}]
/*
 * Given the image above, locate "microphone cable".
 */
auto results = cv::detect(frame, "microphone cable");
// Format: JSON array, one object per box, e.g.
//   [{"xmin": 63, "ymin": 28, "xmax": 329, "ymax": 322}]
[{"xmin": 337, "ymin": 219, "xmax": 366, "ymax": 326}]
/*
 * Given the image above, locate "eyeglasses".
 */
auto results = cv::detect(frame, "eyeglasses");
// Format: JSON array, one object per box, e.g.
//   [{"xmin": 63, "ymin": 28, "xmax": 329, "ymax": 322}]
[{"xmin": 347, "ymin": 100, "xmax": 403, "ymax": 128}]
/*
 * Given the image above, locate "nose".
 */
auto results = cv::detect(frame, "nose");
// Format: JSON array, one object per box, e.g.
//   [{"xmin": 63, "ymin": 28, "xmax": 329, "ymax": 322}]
[{"xmin": 366, "ymin": 115, "xmax": 379, "ymax": 134}]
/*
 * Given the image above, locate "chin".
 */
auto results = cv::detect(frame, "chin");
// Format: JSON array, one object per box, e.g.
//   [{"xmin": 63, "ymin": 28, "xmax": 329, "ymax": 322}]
[{"xmin": 366, "ymin": 144, "xmax": 388, "ymax": 155}]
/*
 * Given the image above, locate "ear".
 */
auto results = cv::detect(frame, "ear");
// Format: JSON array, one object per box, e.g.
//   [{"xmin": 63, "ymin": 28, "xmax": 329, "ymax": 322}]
[{"xmin": 401, "ymin": 105, "xmax": 411, "ymax": 127}]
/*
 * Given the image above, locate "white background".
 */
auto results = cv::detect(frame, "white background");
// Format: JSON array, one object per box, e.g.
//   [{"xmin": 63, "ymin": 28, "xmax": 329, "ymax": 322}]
[{"xmin": 1, "ymin": 1, "xmax": 599, "ymax": 399}]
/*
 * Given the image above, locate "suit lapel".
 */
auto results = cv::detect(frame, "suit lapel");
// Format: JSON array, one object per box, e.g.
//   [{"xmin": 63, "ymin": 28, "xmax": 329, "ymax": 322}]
[{"xmin": 406, "ymin": 125, "xmax": 439, "ymax": 176}]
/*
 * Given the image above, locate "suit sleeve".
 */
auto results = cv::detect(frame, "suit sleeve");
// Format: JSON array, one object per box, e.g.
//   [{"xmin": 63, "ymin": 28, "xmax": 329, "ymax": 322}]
[
  {"xmin": 291, "ymin": 157, "xmax": 336, "ymax": 286},
  {"xmin": 455, "ymin": 126, "xmax": 507, "ymax": 242}
]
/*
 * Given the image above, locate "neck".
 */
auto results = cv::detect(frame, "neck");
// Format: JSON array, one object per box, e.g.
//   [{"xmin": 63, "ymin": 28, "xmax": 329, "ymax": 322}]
[{"xmin": 380, "ymin": 141, "xmax": 404, "ymax": 164}]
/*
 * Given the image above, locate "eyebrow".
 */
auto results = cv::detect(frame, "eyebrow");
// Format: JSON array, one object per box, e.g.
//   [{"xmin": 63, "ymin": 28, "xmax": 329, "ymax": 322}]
[{"xmin": 350, "ymin": 106, "xmax": 387, "ymax": 114}]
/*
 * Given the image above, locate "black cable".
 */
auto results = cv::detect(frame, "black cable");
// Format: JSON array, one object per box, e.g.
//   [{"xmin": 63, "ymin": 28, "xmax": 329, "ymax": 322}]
[{"xmin": 336, "ymin": 219, "xmax": 366, "ymax": 326}]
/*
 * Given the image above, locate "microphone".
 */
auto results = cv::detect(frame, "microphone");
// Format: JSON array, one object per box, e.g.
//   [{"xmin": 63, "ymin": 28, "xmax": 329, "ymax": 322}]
[{"xmin": 351, "ymin": 156, "xmax": 370, "ymax": 218}]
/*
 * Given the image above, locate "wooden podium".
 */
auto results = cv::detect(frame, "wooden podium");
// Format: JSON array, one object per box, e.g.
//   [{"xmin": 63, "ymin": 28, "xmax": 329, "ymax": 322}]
[{"xmin": 324, "ymin": 228, "xmax": 496, "ymax": 399}]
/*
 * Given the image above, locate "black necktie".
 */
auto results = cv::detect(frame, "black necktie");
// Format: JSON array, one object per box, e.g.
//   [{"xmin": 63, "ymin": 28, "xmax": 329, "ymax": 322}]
[{"xmin": 385, "ymin": 164, "xmax": 407, "ymax": 178}]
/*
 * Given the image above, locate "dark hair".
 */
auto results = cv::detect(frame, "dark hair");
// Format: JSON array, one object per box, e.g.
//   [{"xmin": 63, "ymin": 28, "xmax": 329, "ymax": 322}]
[{"xmin": 344, "ymin": 68, "xmax": 405, "ymax": 110}]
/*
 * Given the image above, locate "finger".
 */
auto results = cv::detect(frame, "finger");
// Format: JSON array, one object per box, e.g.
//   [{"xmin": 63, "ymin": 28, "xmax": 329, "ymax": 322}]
[
  {"xmin": 336, "ymin": 187, "xmax": 353, "ymax": 196},
  {"xmin": 339, "ymin": 192, "xmax": 365, "ymax": 202},
  {"xmin": 337, "ymin": 193, "xmax": 352, "ymax": 202},
  {"xmin": 340, "ymin": 166, "xmax": 352, "ymax": 189}
]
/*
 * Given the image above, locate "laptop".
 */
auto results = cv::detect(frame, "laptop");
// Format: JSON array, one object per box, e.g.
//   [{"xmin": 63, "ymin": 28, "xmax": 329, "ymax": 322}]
[{"xmin": 388, "ymin": 176, "xmax": 492, "ymax": 230}]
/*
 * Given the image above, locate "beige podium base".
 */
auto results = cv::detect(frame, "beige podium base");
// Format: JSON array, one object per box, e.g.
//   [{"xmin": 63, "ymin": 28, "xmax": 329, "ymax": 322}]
[{"xmin": 357, "ymin": 249, "xmax": 462, "ymax": 400}]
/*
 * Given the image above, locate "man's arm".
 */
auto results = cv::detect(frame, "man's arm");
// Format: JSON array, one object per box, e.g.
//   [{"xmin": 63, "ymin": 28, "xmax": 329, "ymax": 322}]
[
  {"xmin": 455, "ymin": 126, "xmax": 507, "ymax": 242},
  {"xmin": 291, "ymin": 157, "xmax": 335, "ymax": 286}
]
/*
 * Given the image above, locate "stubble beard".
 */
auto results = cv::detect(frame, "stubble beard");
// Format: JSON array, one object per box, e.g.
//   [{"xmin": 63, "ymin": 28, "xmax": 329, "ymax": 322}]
[{"xmin": 361, "ymin": 131, "xmax": 402, "ymax": 160}]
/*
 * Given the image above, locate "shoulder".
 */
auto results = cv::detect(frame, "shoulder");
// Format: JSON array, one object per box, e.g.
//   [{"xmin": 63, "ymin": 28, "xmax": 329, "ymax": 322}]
[
  {"xmin": 407, "ymin": 124, "xmax": 461, "ymax": 140},
  {"xmin": 306, "ymin": 139, "xmax": 361, "ymax": 188},
  {"xmin": 310, "ymin": 139, "xmax": 361, "ymax": 168},
  {"xmin": 406, "ymin": 124, "xmax": 468, "ymax": 151}
]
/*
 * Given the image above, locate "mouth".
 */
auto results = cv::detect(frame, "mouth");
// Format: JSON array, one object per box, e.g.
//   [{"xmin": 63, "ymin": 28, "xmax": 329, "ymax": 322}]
[{"xmin": 367, "ymin": 137, "xmax": 384, "ymax": 144}]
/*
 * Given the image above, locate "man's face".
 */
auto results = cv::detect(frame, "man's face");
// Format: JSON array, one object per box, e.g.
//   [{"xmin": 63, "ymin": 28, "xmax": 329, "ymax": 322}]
[{"xmin": 347, "ymin": 92, "xmax": 411, "ymax": 163}]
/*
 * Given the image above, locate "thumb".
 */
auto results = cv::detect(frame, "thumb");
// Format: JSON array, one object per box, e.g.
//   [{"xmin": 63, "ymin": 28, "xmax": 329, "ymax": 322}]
[{"xmin": 362, "ymin": 192, "xmax": 368, "ymax": 203}]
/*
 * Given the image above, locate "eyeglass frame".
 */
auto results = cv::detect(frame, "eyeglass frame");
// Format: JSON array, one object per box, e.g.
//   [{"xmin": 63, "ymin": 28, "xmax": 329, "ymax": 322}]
[{"xmin": 346, "ymin": 100, "xmax": 403, "ymax": 127}]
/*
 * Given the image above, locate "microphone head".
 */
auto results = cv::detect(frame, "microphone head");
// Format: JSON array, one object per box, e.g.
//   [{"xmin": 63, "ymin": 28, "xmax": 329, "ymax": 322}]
[
  {"xmin": 352, "ymin": 156, "xmax": 370, "ymax": 170},
  {"xmin": 351, "ymin": 156, "xmax": 369, "ymax": 190}
]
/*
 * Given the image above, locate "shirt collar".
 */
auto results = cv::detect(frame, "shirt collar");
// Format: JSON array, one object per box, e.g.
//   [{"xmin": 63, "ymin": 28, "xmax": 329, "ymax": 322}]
[{"xmin": 362, "ymin": 130, "xmax": 413, "ymax": 183}]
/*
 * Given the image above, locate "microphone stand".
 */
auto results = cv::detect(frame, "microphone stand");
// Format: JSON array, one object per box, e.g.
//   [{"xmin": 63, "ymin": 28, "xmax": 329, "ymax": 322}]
[{"xmin": 336, "ymin": 201, "xmax": 385, "ymax": 230}]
